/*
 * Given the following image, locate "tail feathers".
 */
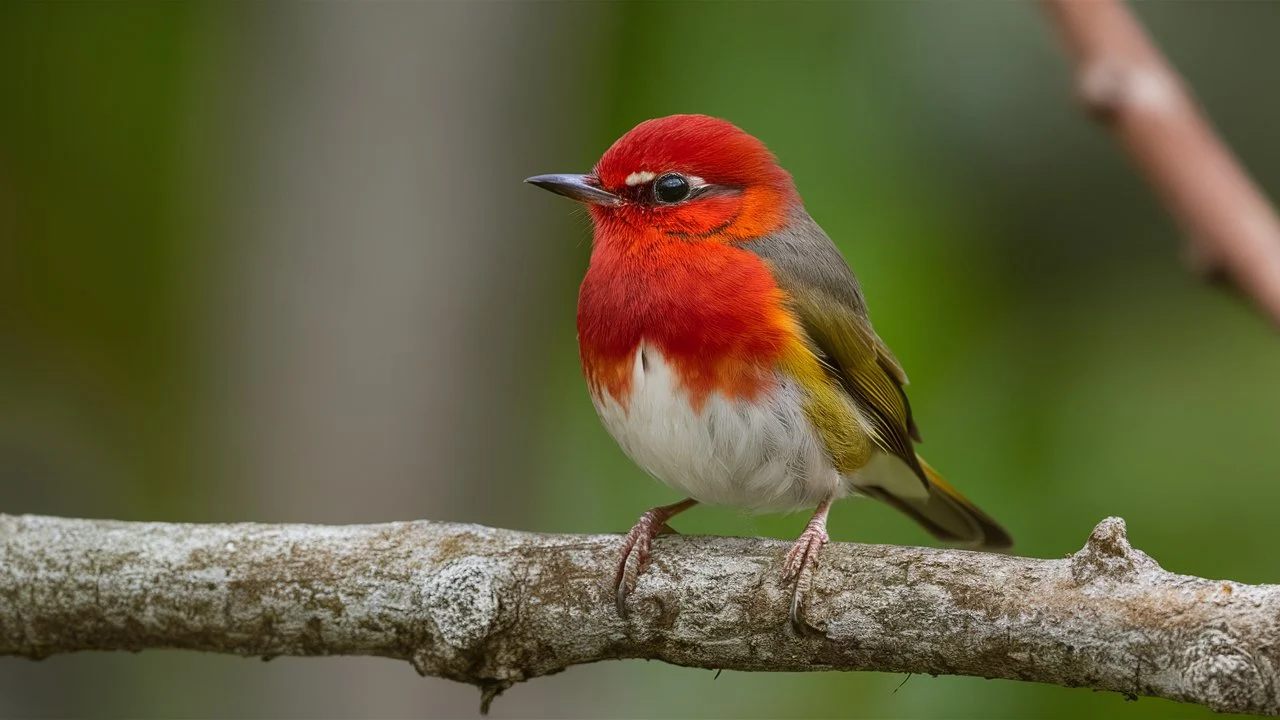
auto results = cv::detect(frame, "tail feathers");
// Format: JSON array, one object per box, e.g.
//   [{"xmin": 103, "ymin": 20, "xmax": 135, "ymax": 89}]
[{"xmin": 860, "ymin": 454, "xmax": 1013, "ymax": 550}]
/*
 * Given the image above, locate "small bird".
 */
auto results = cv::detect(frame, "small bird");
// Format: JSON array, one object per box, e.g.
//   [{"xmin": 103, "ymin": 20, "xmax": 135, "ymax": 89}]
[{"xmin": 527, "ymin": 114, "xmax": 1011, "ymax": 630}]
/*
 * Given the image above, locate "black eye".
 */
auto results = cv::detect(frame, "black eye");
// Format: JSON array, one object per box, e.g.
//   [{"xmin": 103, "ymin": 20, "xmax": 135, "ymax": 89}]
[{"xmin": 653, "ymin": 173, "xmax": 690, "ymax": 204}]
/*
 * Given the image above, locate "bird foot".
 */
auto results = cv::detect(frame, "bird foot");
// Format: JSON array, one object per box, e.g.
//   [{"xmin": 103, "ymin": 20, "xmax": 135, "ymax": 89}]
[
  {"xmin": 614, "ymin": 500, "xmax": 695, "ymax": 617},
  {"xmin": 783, "ymin": 517, "xmax": 830, "ymax": 634}
]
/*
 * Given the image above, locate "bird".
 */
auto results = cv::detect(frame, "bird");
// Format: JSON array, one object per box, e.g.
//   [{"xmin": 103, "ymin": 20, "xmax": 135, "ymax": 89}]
[{"xmin": 526, "ymin": 114, "xmax": 1011, "ymax": 630}]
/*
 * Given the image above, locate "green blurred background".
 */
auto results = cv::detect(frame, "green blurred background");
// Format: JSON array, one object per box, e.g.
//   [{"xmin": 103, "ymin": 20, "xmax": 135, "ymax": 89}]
[{"xmin": 2, "ymin": 2, "xmax": 1278, "ymax": 718}]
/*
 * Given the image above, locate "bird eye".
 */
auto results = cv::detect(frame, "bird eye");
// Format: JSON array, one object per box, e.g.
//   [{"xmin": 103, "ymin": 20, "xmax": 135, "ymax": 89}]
[{"xmin": 653, "ymin": 173, "xmax": 691, "ymax": 204}]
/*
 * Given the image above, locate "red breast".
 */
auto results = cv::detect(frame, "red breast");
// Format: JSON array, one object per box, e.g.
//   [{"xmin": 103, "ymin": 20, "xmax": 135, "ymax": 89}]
[{"xmin": 577, "ymin": 231, "xmax": 796, "ymax": 413}]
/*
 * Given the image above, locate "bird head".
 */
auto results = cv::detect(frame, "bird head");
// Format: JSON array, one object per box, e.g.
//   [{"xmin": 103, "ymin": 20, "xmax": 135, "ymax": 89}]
[{"xmin": 526, "ymin": 114, "xmax": 799, "ymax": 243}]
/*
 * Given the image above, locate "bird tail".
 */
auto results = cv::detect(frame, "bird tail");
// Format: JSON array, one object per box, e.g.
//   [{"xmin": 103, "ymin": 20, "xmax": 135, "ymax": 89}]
[{"xmin": 859, "ymin": 454, "xmax": 1013, "ymax": 550}]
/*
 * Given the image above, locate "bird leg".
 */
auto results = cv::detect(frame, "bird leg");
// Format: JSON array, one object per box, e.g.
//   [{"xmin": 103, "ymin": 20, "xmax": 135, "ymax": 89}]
[
  {"xmin": 614, "ymin": 497, "xmax": 698, "ymax": 617},
  {"xmin": 783, "ymin": 497, "xmax": 833, "ymax": 634}
]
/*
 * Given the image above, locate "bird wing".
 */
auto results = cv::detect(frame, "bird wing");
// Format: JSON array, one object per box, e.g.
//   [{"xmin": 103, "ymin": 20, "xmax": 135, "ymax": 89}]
[
  {"xmin": 740, "ymin": 211, "xmax": 923, "ymax": 478},
  {"xmin": 741, "ymin": 209, "xmax": 1012, "ymax": 549}
]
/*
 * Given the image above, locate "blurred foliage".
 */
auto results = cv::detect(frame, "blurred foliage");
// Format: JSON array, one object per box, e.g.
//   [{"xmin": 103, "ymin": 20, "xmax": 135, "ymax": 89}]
[
  {"xmin": 2, "ymin": 1, "xmax": 1279, "ymax": 718},
  {"xmin": 0, "ymin": 2, "xmax": 207, "ymax": 518}
]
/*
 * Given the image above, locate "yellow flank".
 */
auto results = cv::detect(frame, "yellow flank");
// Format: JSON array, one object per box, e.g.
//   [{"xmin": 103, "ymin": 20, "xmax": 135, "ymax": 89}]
[{"xmin": 775, "ymin": 330, "xmax": 873, "ymax": 475}]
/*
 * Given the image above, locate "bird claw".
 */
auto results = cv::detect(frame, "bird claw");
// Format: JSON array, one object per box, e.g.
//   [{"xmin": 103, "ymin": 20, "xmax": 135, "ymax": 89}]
[
  {"xmin": 616, "ymin": 572, "xmax": 632, "ymax": 619},
  {"xmin": 613, "ymin": 499, "xmax": 697, "ymax": 618},
  {"xmin": 783, "ymin": 523, "xmax": 829, "ymax": 633},
  {"xmin": 613, "ymin": 513, "xmax": 666, "ymax": 617},
  {"xmin": 782, "ymin": 524, "xmax": 828, "ymax": 579},
  {"xmin": 614, "ymin": 531, "xmax": 645, "ymax": 617},
  {"xmin": 789, "ymin": 586, "xmax": 826, "ymax": 636}
]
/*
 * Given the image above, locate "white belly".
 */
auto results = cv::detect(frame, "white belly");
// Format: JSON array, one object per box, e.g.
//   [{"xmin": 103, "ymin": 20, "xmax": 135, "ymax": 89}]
[{"xmin": 590, "ymin": 345, "xmax": 846, "ymax": 513}]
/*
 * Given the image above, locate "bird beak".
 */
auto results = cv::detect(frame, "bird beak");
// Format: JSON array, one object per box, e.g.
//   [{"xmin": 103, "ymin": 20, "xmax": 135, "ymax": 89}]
[{"xmin": 524, "ymin": 174, "xmax": 622, "ymax": 206}]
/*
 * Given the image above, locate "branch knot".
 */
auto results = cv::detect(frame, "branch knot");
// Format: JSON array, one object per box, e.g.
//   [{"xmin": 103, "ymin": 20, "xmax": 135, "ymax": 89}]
[
  {"xmin": 1070, "ymin": 517, "xmax": 1157, "ymax": 585},
  {"xmin": 420, "ymin": 557, "xmax": 509, "ymax": 651},
  {"xmin": 1076, "ymin": 59, "xmax": 1180, "ymax": 123}
]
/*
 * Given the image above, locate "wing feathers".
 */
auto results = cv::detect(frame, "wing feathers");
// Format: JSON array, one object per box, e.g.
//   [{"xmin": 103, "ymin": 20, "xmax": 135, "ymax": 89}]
[
  {"xmin": 743, "ymin": 212, "xmax": 922, "ymax": 480},
  {"xmin": 741, "ymin": 208, "xmax": 1011, "ymax": 549}
]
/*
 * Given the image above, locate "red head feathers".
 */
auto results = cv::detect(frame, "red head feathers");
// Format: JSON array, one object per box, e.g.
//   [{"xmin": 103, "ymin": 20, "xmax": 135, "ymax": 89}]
[
  {"xmin": 593, "ymin": 114, "xmax": 792, "ymax": 194},
  {"xmin": 580, "ymin": 115, "xmax": 800, "ymax": 243}
]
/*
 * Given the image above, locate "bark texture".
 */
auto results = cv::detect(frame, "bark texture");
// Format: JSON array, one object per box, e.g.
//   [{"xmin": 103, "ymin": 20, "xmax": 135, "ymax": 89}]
[{"xmin": 0, "ymin": 514, "xmax": 1276, "ymax": 715}]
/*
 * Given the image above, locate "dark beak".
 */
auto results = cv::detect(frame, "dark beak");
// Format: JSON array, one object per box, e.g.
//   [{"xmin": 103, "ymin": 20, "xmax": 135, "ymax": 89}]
[{"xmin": 524, "ymin": 173, "xmax": 622, "ymax": 206}]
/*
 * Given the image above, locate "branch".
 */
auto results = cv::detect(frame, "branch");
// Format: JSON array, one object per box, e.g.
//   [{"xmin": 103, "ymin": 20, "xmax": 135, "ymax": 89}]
[
  {"xmin": 1043, "ymin": 0, "xmax": 1280, "ymax": 328},
  {"xmin": 1, "ymin": 516, "xmax": 1278, "ymax": 714}
]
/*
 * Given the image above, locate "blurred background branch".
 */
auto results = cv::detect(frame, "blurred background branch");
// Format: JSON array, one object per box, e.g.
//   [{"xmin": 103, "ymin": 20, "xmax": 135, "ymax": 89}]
[
  {"xmin": 1043, "ymin": 0, "xmax": 1280, "ymax": 327},
  {"xmin": 3, "ymin": 515, "xmax": 1277, "ymax": 716}
]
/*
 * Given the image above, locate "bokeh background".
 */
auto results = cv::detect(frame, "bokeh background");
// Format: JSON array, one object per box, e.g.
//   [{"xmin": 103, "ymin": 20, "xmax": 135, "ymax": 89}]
[{"xmin": 2, "ymin": 2, "xmax": 1279, "ymax": 718}]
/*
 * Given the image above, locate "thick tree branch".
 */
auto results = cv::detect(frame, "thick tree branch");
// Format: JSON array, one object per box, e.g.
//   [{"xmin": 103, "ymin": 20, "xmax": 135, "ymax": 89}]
[
  {"xmin": 1043, "ymin": 0, "xmax": 1280, "ymax": 328},
  {"xmin": 1, "ymin": 515, "xmax": 1277, "ymax": 715}
]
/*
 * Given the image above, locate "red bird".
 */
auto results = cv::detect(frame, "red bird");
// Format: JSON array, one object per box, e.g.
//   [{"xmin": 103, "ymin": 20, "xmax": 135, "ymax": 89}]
[{"xmin": 527, "ymin": 114, "xmax": 1011, "ymax": 629}]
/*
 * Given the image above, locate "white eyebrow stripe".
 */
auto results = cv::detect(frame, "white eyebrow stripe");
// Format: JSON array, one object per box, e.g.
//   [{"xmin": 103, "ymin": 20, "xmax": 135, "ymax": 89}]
[{"xmin": 625, "ymin": 171, "xmax": 657, "ymax": 187}]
